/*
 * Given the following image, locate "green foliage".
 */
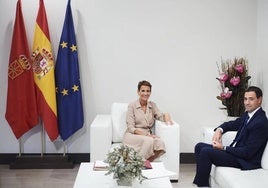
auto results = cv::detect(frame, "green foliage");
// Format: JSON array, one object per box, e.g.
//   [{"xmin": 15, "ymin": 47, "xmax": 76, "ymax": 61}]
[{"xmin": 105, "ymin": 144, "xmax": 147, "ymax": 183}]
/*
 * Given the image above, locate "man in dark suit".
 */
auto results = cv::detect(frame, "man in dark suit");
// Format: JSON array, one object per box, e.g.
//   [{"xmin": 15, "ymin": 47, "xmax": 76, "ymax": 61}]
[{"xmin": 193, "ymin": 86, "xmax": 268, "ymax": 187}]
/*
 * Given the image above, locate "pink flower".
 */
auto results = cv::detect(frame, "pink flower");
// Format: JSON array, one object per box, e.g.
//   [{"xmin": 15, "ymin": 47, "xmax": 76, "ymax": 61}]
[
  {"xmin": 235, "ymin": 64, "xmax": 244, "ymax": 73},
  {"xmin": 220, "ymin": 87, "xmax": 232, "ymax": 99},
  {"xmin": 230, "ymin": 76, "xmax": 240, "ymax": 86},
  {"xmin": 217, "ymin": 73, "xmax": 228, "ymax": 82}
]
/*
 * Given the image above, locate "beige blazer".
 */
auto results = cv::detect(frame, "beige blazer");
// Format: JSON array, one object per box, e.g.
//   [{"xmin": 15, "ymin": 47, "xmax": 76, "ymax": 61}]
[{"xmin": 126, "ymin": 100, "xmax": 165, "ymax": 134}]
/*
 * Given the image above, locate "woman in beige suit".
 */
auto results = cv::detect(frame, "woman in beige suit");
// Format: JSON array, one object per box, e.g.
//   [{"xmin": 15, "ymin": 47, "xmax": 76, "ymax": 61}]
[{"xmin": 122, "ymin": 80, "xmax": 172, "ymax": 162}]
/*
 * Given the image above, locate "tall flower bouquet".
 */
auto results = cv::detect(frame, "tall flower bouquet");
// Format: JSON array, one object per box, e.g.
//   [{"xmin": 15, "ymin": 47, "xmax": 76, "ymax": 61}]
[{"xmin": 216, "ymin": 57, "xmax": 251, "ymax": 117}]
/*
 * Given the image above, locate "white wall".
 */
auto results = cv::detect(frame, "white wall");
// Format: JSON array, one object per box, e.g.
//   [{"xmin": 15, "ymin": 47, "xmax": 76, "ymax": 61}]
[
  {"xmin": 257, "ymin": 0, "xmax": 268, "ymax": 107},
  {"xmin": 0, "ymin": 0, "xmax": 265, "ymax": 154}
]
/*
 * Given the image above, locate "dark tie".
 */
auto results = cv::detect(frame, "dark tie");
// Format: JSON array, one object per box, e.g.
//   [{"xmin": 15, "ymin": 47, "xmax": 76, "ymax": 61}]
[{"xmin": 231, "ymin": 114, "xmax": 249, "ymax": 147}]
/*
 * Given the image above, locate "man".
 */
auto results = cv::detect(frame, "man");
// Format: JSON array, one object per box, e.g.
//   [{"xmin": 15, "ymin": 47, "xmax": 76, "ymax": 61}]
[{"xmin": 193, "ymin": 86, "xmax": 268, "ymax": 187}]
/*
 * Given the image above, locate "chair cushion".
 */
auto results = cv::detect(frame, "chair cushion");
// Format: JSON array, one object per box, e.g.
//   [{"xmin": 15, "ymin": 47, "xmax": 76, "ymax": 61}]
[
  {"xmin": 261, "ymin": 141, "xmax": 268, "ymax": 169},
  {"xmin": 111, "ymin": 103, "xmax": 128, "ymax": 143},
  {"xmin": 213, "ymin": 166, "xmax": 268, "ymax": 188}
]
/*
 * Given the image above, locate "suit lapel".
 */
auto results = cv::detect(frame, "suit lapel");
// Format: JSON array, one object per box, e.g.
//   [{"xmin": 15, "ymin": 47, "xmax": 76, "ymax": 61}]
[{"xmin": 236, "ymin": 108, "xmax": 263, "ymax": 144}]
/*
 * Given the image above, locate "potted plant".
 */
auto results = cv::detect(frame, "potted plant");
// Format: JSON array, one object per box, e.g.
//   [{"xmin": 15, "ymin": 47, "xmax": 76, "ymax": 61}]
[
  {"xmin": 216, "ymin": 57, "xmax": 251, "ymax": 117},
  {"xmin": 105, "ymin": 144, "xmax": 147, "ymax": 186}
]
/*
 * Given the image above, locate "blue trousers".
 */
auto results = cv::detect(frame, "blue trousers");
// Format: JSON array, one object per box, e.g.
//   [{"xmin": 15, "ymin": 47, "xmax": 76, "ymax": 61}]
[{"xmin": 193, "ymin": 142, "xmax": 241, "ymax": 187}]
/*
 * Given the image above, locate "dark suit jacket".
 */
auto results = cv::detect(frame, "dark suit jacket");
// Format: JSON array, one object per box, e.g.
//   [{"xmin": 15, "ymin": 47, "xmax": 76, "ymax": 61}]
[{"xmin": 218, "ymin": 108, "xmax": 268, "ymax": 170}]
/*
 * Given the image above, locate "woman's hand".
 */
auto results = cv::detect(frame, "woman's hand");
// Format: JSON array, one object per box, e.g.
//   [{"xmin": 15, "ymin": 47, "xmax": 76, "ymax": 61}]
[
  {"xmin": 164, "ymin": 113, "xmax": 173, "ymax": 125},
  {"xmin": 134, "ymin": 129, "xmax": 145, "ymax": 135},
  {"xmin": 147, "ymin": 134, "xmax": 159, "ymax": 138}
]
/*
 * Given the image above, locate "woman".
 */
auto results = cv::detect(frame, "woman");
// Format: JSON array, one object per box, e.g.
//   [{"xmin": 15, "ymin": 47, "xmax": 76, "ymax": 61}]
[{"xmin": 122, "ymin": 80, "xmax": 173, "ymax": 162}]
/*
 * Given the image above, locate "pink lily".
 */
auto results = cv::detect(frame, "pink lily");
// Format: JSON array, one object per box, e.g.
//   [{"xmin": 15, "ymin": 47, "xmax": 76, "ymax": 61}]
[
  {"xmin": 217, "ymin": 73, "xmax": 228, "ymax": 82},
  {"xmin": 235, "ymin": 64, "xmax": 244, "ymax": 73},
  {"xmin": 230, "ymin": 76, "xmax": 240, "ymax": 86},
  {"xmin": 220, "ymin": 87, "xmax": 232, "ymax": 99}
]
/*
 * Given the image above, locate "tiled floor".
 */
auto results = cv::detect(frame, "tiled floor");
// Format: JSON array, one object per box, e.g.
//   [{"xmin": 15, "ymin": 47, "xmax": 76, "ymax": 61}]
[
  {"xmin": 174, "ymin": 164, "xmax": 196, "ymax": 188},
  {"xmin": 0, "ymin": 163, "xmax": 196, "ymax": 188}
]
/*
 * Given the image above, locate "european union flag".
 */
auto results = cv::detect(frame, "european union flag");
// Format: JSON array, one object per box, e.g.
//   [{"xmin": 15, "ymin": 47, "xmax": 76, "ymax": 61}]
[{"xmin": 55, "ymin": 0, "xmax": 84, "ymax": 141}]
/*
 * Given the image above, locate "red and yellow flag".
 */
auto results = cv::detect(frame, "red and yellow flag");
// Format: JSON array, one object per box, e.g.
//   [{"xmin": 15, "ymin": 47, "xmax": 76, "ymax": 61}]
[
  {"xmin": 5, "ymin": 0, "xmax": 38, "ymax": 139},
  {"xmin": 32, "ymin": 0, "xmax": 59, "ymax": 141}
]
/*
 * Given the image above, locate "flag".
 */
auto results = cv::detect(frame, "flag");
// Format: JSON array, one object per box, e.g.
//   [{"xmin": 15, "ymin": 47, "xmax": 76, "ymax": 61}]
[
  {"xmin": 32, "ymin": 0, "xmax": 59, "ymax": 141},
  {"xmin": 55, "ymin": 0, "xmax": 84, "ymax": 140},
  {"xmin": 5, "ymin": 0, "xmax": 38, "ymax": 139}
]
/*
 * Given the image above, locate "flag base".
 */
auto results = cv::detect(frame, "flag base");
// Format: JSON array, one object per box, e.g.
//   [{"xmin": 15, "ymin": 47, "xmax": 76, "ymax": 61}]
[{"xmin": 9, "ymin": 154, "xmax": 74, "ymax": 169}]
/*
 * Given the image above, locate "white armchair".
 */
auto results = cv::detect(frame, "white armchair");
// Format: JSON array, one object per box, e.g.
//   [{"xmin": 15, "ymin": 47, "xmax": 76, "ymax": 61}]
[{"xmin": 90, "ymin": 103, "xmax": 180, "ymax": 181}]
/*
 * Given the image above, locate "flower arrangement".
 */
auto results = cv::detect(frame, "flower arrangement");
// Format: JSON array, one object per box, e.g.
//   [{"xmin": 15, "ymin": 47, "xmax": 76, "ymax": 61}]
[
  {"xmin": 105, "ymin": 144, "xmax": 147, "ymax": 186},
  {"xmin": 216, "ymin": 57, "xmax": 251, "ymax": 117}
]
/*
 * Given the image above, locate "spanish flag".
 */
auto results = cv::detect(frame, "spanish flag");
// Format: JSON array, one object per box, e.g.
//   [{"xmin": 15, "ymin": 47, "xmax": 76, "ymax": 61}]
[
  {"xmin": 32, "ymin": 0, "xmax": 59, "ymax": 141},
  {"xmin": 5, "ymin": 0, "xmax": 38, "ymax": 139}
]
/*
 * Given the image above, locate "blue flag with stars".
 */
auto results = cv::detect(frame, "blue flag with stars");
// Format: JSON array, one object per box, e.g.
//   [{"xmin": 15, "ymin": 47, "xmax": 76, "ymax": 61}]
[{"xmin": 55, "ymin": 0, "xmax": 84, "ymax": 141}]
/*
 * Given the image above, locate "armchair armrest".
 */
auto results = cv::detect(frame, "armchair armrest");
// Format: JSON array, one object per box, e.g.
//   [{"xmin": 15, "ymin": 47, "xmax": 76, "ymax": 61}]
[
  {"xmin": 90, "ymin": 115, "xmax": 112, "ymax": 162},
  {"xmin": 203, "ymin": 127, "xmax": 237, "ymax": 146},
  {"xmin": 155, "ymin": 120, "xmax": 180, "ymax": 180}
]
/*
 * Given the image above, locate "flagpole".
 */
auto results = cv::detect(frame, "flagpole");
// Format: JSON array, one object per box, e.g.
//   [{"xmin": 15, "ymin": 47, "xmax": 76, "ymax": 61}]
[
  {"xmin": 41, "ymin": 123, "xmax": 45, "ymax": 157},
  {"xmin": 19, "ymin": 138, "xmax": 22, "ymax": 157},
  {"xmin": 63, "ymin": 141, "xmax": 66, "ymax": 156}
]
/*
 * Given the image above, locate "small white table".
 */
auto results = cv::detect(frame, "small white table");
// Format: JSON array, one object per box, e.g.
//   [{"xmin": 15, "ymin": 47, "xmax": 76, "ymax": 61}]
[{"xmin": 73, "ymin": 162, "xmax": 173, "ymax": 188}]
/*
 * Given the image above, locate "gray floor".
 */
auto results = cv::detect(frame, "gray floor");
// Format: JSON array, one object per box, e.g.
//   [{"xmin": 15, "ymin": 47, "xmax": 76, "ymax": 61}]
[{"xmin": 0, "ymin": 164, "xmax": 196, "ymax": 188}]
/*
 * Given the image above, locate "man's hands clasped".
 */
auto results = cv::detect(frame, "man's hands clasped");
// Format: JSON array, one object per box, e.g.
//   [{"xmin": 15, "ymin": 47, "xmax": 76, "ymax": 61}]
[{"xmin": 212, "ymin": 128, "xmax": 224, "ymax": 150}]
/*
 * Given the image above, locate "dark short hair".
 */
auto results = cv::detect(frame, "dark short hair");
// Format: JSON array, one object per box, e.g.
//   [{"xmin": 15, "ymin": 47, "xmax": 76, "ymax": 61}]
[
  {"xmin": 138, "ymin": 80, "xmax": 152, "ymax": 91},
  {"xmin": 245, "ymin": 86, "xmax": 263, "ymax": 98}
]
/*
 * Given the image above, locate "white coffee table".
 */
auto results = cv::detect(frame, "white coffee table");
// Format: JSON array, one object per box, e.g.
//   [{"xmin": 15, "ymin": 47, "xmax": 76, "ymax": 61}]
[{"xmin": 73, "ymin": 162, "xmax": 173, "ymax": 188}]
